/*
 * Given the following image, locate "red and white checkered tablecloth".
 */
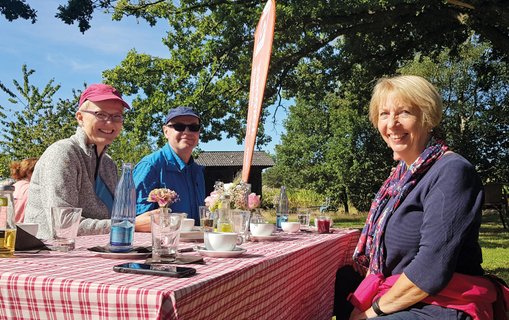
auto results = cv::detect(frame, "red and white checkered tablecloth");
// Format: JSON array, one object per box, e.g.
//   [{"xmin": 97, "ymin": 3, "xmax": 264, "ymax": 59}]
[{"xmin": 0, "ymin": 228, "xmax": 360, "ymax": 320}]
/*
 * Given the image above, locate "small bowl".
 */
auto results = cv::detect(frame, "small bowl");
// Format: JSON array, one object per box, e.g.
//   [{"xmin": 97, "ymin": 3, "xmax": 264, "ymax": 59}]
[
  {"xmin": 281, "ymin": 222, "xmax": 301, "ymax": 233},
  {"xmin": 250, "ymin": 223, "xmax": 275, "ymax": 237},
  {"xmin": 181, "ymin": 218, "xmax": 196, "ymax": 231}
]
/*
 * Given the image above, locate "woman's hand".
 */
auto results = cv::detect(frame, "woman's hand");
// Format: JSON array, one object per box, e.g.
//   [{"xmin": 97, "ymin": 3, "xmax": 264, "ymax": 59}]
[
  {"xmin": 349, "ymin": 307, "xmax": 377, "ymax": 320},
  {"xmin": 134, "ymin": 209, "xmax": 158, "ymax": 232}
]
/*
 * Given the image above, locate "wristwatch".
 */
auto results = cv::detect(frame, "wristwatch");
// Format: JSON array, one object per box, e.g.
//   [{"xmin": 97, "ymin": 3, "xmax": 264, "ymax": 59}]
[{"xmin": 372, "ymin": 297, "xmax": 387, "ymax": 316}]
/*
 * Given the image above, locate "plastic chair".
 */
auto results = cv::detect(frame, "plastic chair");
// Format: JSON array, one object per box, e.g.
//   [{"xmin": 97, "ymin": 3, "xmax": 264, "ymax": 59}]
[
  {"xmin": 482, "ymin": 183, "xmax": 508, "ymax": 229},
  {"xmin": 319, "ymin": 197, "xmax": 331, "ymax": 214}
]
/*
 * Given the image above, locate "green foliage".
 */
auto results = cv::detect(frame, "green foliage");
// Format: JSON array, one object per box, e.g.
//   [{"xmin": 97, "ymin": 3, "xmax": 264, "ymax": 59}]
[
  {"xmin": 0, "ymin": 0, "xmax": 37, "ymax": 23},
  {"xmin": 0, "ymin": 65, "xmax": 77, "ymax": 177},
  {"xmin": 261, "ymin": 186, "xmax": 324, "ymax": 209},
  {"xmin": 0, "ymin": 65, "xmax": 151, "ymax": 177},
  {"xmin": 4, "ymin": 1, "xmax": 509, "ymax": 64},
  {"xmin": 398, "ymin": 38, "xmax": 509, "ymax": 183}
]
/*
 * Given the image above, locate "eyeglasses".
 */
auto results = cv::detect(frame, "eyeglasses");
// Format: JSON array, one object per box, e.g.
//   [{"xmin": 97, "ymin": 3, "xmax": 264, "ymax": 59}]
[
  {"xmin": 167, "ymin": 123, "xmax": 201, "ymax": 132},
  {"xmin": 80, "ymin": 110, "xmax": 124, "ymax": 123}
]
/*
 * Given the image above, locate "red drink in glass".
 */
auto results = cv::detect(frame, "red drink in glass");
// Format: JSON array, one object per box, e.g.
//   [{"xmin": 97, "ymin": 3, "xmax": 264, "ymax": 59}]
[{"xmin": 317, "ymin": 217, "xmax": 330, "ymax": 233}]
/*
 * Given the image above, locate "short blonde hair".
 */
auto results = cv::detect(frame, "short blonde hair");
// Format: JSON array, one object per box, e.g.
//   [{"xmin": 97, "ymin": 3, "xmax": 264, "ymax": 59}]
[{"xmin": 368, "ymin": 75, "xmax": 443, "ymax": 129}]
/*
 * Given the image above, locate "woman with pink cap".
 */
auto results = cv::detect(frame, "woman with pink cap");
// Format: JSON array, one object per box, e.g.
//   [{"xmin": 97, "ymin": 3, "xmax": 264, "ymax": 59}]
[{"xmin": 25, "ymin": 84, "xmax": 129, "ymax": 239}]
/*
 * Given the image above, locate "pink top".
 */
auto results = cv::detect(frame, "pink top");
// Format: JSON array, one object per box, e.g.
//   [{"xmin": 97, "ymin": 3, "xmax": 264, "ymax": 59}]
[{"xmin": 13, "ymin": 179, "xmax": 30, "ymax": 222}]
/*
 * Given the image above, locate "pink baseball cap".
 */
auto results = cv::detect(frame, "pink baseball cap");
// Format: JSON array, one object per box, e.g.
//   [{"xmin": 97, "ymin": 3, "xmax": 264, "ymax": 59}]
[{"xmin": 79, "ymin": 84, "xmax": 130, "ymax": 109}]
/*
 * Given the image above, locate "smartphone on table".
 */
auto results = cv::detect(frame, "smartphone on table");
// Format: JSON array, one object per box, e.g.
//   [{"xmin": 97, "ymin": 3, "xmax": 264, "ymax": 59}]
[{"xmin": 113, "ymin": 263, "xmax": 196, "ymax": 278}]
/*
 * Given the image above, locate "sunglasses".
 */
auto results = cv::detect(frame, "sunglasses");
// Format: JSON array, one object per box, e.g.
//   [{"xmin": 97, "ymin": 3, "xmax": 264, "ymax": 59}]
[{"xmin": 167, "ymin": 123, "xmax": 201, "ymax": 132}]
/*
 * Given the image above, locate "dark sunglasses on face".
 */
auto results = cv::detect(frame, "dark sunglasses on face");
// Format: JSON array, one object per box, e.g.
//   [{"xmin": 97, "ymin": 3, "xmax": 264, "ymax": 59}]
[
  {"xmin": 80, "ymin": 110, "xmax": 124, "ymax": 123},
  {"xmin": 167, "ymin": 123, "xmax": 201, "ymax": 132}
]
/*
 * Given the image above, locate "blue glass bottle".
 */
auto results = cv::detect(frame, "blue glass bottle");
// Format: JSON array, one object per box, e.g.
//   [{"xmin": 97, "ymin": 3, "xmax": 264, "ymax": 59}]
[
  {"xmin": 276, "ymin": 186, "xmax": 289, "ymax": 229},
  {"xmin": 109, "ymin": 162, "xmax": 136, "ymax": 252}
]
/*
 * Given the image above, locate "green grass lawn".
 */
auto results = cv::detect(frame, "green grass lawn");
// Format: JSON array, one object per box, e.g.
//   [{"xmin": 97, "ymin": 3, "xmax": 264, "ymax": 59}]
[
  {"xmin": 263, "ymin": 210, "xmax": 509, "ymax": 283},
  {"xmin": 478, "ymin": 212, "xmax": 509, "ymax": 283}
]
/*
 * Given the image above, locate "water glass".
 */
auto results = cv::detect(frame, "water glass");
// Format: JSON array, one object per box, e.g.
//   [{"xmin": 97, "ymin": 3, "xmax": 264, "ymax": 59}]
[
  {"xmin": 151, "ymin": 210, "xmax": 184, "ymax": 262},
  {"xmin": 232, "ymin": 210, "xmax": 250, "ymax": 240},
  {"xmin": 50, "ymin": 207, "xmax": 83, "ymax": 251},
  {"xmin": 199, "ymin": 206, "xmax": 215, "ymax": 232},
  {"xmin": 297, "ymin": 208, "xmax": 311, "ymax": 229}
]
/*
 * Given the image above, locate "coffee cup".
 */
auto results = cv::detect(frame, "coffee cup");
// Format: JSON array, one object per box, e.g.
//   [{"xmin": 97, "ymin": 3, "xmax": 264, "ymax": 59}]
[
  {"xmin": 250, "ymin": 223, "xmax": 274, "ymax": 237},
  {"xmin": 181, "ymin": 218, "xmax": 196, "ymax": 231},
  {"xmin": 204, "ymin": 232, "xmax": 243, "ymax": 251}
]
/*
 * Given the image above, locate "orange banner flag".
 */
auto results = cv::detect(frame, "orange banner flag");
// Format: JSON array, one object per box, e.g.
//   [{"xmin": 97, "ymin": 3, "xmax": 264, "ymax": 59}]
[{"xmin": 241, "ymin": 0, "xmax": 276, "ymax": 183}]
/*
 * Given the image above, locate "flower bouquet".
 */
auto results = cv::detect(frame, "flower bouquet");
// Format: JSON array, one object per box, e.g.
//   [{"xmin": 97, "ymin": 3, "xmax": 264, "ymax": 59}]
[
  {"xmin": 147, "ymin": 188, "xmax": 180, "ymax": 209},
  {"xmin": 147, "ymin": 188, "xmax": 182, "ymax": 262},
  {"xmin": 204, "ymin": 180, "xmax": 258, "ymax": 211}
]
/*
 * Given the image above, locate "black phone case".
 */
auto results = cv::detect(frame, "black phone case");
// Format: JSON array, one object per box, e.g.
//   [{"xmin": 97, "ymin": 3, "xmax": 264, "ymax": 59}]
[{"xmin": 113, "ymin": 264, "xmax": 196, "ymax": 277}]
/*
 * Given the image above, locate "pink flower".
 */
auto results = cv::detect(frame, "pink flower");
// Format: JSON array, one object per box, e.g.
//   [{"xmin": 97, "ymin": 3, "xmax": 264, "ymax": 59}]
[
  {"xmin": 205, "ymin": 191, "xmax": 220, "ymax": 211},
  {"xmin": 248, "ymin": 193, "xmax": 261, "ymax": 210},
  {"xmin": 147, "ymin": 188, "xmax": 180, "ymax": 208}
]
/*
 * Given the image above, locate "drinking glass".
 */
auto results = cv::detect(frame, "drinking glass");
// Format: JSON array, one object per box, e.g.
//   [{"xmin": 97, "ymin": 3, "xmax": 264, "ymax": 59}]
[
  {"xmin": 297, "ymin": 208, "xmax": 311, "ymax": 229},
  {"xmin": 50, "ymin": 207, "xmax": 83, "ymax": 251},
  {"xmin": 317, "ymin": 215, "xmax": 331, "ymax": 234},
  {"xmin": 151, "ymin": 209, "xmax": 185, "ymax": 262},
  {"xmin": 199, "ymin": 206, "xmax": 215, "ymax": 232},
  {"xmin": 232, "ymin": 210, "xmax": 250, "ymax": 240}
]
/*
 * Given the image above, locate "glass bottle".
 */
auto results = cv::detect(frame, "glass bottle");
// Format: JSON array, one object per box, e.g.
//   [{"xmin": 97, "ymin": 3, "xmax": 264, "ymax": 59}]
[
  {"xmin": 217, "ymin": 194, "xmax": 233, "ymax": 232},
  {"xmin": 0, "ymin": 185, "xmax": 16, "ymax": 257},
  {"xmin": 109, "ymin": 163, "xmax": 136, "ymax": 252},
  {"xmin": 276, "ymin": 186, "xmax": 289, "ymax": 229}
]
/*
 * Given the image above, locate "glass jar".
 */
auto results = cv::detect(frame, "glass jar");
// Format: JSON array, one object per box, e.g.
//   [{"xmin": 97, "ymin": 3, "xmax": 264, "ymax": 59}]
[
  {"xmin": 217, "ymin": 194, "xmax": 233, "ymax": 232},
  {"xmin": 0, "ymin": 185, "xmax": 17, "ymax": 257}
]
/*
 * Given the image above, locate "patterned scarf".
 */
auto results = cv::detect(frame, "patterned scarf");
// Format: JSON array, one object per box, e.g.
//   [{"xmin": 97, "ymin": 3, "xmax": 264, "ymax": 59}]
[{"xmin": 353, "ymin": 138, "xmax": 449, "ymax": 274}]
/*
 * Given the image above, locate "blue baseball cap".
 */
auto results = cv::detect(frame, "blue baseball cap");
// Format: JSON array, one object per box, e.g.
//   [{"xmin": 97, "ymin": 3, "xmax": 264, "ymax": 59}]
[{"xmin": 165, "ymin": 107, "xmax": 201, "ymax": 124}]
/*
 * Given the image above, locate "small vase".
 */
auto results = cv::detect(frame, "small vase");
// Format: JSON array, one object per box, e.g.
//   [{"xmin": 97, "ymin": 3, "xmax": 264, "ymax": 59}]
[{"xmin": 151, "ymin": 207, "xmax": 183, "ymax": 263}]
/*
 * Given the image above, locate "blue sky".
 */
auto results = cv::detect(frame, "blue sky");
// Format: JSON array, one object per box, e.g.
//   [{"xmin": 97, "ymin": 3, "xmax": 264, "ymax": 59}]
[{"xmin": 0, "ymin": 1, "xmax": 285, "ymax": 154}]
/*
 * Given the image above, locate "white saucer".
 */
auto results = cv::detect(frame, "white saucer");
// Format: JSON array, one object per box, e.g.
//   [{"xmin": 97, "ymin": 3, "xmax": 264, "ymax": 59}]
[
  {"xmin": 93, "ymin": 251, "xmax": 152, "ymax": 259},
  {"xmin": 197, "ymin": 247, "xmax": 246, "ymax": 258},
  {"xmin": 250, "ymin": 235, "xmax": 280, "ymax": 241}
]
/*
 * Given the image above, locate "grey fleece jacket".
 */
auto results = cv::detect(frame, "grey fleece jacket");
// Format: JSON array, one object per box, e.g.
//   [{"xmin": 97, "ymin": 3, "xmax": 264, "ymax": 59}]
[{"xmin": 25, "ymin": 127, "xmax": 117, "ymax": 239}]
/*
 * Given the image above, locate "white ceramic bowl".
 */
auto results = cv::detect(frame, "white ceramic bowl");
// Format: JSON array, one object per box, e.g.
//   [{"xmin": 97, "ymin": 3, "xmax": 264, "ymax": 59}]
[
  {"xmin": 181, "ymin": 218, "xmax": 196, "ymax": 231},
  {"xmin": 17, "ymin": 223, "xmax": 39, "ymax": 237},
  {"xmin": 250, "ymin": 223, "xmax": 274, "ymax": 237},
  {"xmin": 281, "ymin": 221, "xmax": 301, "ymax": 233}
]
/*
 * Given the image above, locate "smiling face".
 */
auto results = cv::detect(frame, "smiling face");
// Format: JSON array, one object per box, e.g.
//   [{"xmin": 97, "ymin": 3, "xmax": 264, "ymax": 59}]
[
  {"xmin": 377, "ymin": 93, "xmax": 431, "ymax": 166},
  {"xmin": 163, "ymin": 115, "xmax": 200, "ymax": 163},
  {"xmin": 76, "ymin": 100, "xmax": 124, "ymax": 155}
]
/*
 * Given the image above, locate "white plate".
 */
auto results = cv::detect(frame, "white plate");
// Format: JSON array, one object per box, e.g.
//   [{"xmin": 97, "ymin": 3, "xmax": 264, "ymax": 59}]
[
  {"xmin": 250, "ymin": 235, "xmax": 280, "ymax": 242},
  {"xmin": 93, "ymin": 251, "xmax": 152, "ymax": 259},
  {"xmin": 197, "ymin": 247, "xmax": 246, "ymax": 258},
  {"xmin": 180, "ymin": 230, "xmax": 204, "ymax": 241}
]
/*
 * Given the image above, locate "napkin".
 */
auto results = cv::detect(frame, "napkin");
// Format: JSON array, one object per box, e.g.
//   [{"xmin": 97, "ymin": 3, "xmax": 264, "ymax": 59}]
[{"xmin": 15, "ymin": 227, "xmax": 51, "ymax": 252}]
